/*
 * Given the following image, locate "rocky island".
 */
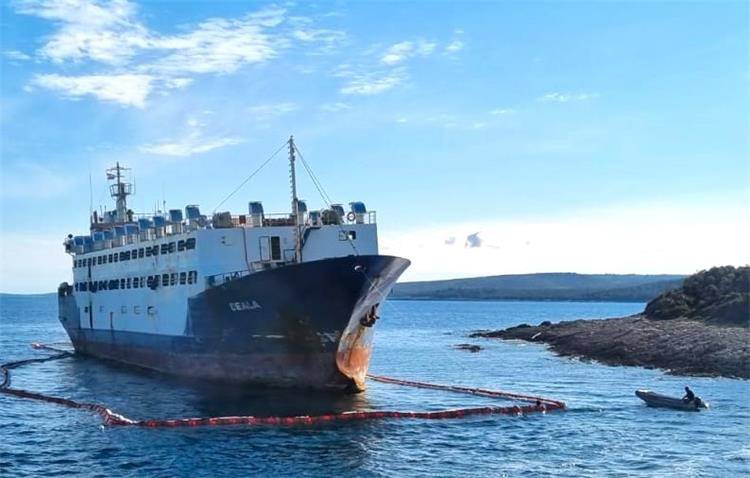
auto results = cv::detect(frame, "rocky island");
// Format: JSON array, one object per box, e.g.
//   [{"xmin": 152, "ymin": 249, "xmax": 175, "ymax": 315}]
[{"xmin": 472, "ymin": 266, "xmax": 750, "ymax": 379}]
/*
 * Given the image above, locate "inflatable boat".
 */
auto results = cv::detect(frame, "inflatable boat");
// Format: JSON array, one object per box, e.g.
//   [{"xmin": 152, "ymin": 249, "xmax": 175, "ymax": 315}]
[{"xmin": 635, "ymin": 390, "xmax": 709, "ymax": 411}]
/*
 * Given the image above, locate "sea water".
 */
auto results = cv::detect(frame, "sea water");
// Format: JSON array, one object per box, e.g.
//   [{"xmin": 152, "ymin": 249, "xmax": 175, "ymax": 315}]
[{"xmin": 1, "ymin": 294, "xmax": 748, "ymax": 477}]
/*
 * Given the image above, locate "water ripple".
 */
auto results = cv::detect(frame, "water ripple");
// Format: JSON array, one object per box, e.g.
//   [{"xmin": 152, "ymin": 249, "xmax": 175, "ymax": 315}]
[{"xmin": 2, "ymin": 296, "xmax": 748, "ymax": 476}]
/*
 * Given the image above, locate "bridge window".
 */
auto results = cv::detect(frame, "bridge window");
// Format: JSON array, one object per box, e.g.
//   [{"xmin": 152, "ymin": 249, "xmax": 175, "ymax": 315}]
[
  {"xmin": 120, "ymin": 279, "xmax": 125, "ymax": 289},
  {"xmin": 170, "ymin": 273, "xmax": 177, "ymax": 286},
  {"xmin": 179, "ymin": 272, "xmax": 186, "ymax": 285},
  {"xmin": 162, "ymin": 274, "xmax": 169, "ymax": 287},
  {"xmin": 186, "ymin": 238, "xmax": 196, "ymax": 250},
  {"xmin": 160, "ymin": 243, "xmax": 169, "ymax": 254},
  {"xmin": 138, "ymin": 248, "xmax": 144, "ymax": 258},
  {"xmin": 188, "ymin": 271, "xmax": 197, "ymax": 285},
  {"xmin": 126, "ymin": 278, "xmax": 131, "ymax": 289},
  {"xmin": 178, "ymin": 240, "xmax": 185, "ymax": 251}
]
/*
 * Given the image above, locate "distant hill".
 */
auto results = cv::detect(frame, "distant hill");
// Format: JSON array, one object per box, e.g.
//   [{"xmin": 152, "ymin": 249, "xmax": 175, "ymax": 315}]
[
  {"xmin": 645, "ymin": 266, "xmax": 749, "ymax": 326},
  {"xmin": 392, "ymin": 273, "xmax": 686, "ymax": 302}
]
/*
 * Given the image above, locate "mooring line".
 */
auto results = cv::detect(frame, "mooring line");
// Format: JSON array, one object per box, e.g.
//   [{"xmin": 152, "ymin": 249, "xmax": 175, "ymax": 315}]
[{"xmin": 0, "ymin": 343, "xmax": 565, "ymax": 428}]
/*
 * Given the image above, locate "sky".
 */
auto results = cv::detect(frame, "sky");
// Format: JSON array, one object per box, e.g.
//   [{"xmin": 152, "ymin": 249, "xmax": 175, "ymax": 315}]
[{"xmin": 0, "ymin": 0, "xmax": 748, "ymax": 293}]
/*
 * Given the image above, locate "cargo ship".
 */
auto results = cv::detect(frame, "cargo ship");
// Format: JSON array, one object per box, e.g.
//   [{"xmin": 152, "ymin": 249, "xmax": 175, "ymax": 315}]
[{"xmin": 57, "ymin": 137, "xmax": 410, "ymax": 392}]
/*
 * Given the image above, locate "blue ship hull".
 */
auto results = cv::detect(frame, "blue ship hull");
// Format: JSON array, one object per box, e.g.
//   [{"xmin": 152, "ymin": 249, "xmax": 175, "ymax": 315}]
[{"xmin": 58, "ymin": 255, "xmax": 410, "ymax": 391}]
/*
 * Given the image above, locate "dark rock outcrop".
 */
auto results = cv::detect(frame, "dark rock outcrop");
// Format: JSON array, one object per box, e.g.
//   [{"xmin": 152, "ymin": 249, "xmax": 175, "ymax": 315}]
[
  {"xmin": 473, "ymin": 315, "xmax": 749, "ymax": 378},
  {"xmin": 454, "ymin": 343, "xmax": 482, "ymax": 353}
]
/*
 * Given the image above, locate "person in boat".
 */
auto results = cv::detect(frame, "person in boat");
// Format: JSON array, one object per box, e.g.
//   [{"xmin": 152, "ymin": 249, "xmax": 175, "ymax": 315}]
[{"xmin": 682, "ymin": 386, "xmax": 696, "ymax": 403}]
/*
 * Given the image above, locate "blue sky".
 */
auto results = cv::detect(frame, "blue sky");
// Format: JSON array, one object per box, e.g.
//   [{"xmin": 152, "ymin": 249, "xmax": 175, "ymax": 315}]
[{"xmin": 1, "ymin": 0, "xmax": 748, "ymax": 292}]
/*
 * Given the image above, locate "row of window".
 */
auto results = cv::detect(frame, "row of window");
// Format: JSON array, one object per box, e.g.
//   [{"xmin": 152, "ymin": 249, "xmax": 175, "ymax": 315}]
[
  {"xmin": 74, "ymin": 238, "xmax": 196, "ymax": 268},
  {"xmin": 82, "ymin": 304, "xmax": 155, "ymax": 316},
  {"xmin": 75, "ymin": 271, "xmax": 198, "ymax": 292}
]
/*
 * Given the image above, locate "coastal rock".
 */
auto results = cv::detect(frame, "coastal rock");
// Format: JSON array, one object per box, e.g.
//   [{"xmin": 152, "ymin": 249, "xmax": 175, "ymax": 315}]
[
  {"xmin": 472, "ymin": 315, "xmax": 750, "ymax": 378},
  {"xmin": 454, "ymin": 343, "xmax": 482, "ymax": 353},
  {"xmin": 472, "ymin": 266, "xmax": 750, "ymax": 378}
]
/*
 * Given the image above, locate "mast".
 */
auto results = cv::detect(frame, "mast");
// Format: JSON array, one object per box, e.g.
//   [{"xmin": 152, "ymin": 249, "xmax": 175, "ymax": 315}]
[
  {"xmin": 289, "ymin": 136, "xmax": 302, "ymax": 263},
  {"xmin": 108, "ymin": 162, "xmax": 132, "ymax": 223}
]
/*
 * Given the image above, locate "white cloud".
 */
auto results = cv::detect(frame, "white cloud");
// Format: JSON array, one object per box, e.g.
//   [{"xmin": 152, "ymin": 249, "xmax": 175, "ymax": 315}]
[
  {"xmin": 30, "ymin": 73, "xmax": 154, "ymax": 107},
  {"xmin": 3, "ymin": 50, "xmax": 32, "ymax": 61},
  {"xmin": 140, "ymin": 119, "xmax": 242, "ymax": 157},
  {"xmin": 381, "ymin": 39, "xmax": 436, "ymax": 65},
  {"xmin": 445, "ymin": 40, "xmax": 464, "ymax": 54},
  {"xmin": 248, "ymin": 102, "xmax": 298, "ymax": 118},
  {"xmin": 539, "ymin": 92, "xmax": 599, "ymax": 103},
  {"xmin": 381, "ymin": 201, "xmax": 750, "ymax": 282},
  {"xmin": 292, "ymin": 28, "xmax": 346, "ymax": 54},
  {"xmin": 147, "ymin": 13, "xmax": 283, "ymax": 75},
  {"xmin": 381, "ymin": 41, "xmax": 413, "ymax": 65},
  {"xmin": 416, "ymin": 40, "xmax": 437, "ymax": 56},
  {"xmin": 140, "ymin": 134, "xmax": 242, "ymax": 157},
  {"xmin": 16, "ymin": 0, "xmax": 150, "ymax": 65},
  {"xmin": 14, "ymin": 2, "xmax": 343, "ymax": 107},
  {"xmin": 163, "ymin": 77, "xmax": 193, "ymax": 89},
  {"xmin": 340, "ymin": 68, "xmax": 406, "ymax": 95},
  {"xmin": 320, "ymin": 102, "xmax": 351, "ymax": 112},
  {"xmin": 490, "ymin": 108, "xmax": 515, "ymax": 115}
]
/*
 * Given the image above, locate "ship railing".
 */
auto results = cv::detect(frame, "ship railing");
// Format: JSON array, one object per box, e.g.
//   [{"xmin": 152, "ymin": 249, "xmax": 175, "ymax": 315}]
[
  {"xmin": 205, "ymin": 261, "xmax": 297, "ymax": 287},
  {"xmin": 223, "ymin": 210, "xmax": 377, "ymax": 228},
  {"xmin": 72, "ymin": 211, "xmax": 378, "ymax": 254},
  {"xmin": 206, "ymin": 269, "xmax": 252, "ymax": 287}
]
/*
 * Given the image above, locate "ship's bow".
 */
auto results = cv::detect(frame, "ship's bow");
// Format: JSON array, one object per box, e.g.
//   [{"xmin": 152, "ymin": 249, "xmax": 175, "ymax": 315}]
[{"xmin": 191, "ymin": 254, "xmax": 410, "ymax": 391}]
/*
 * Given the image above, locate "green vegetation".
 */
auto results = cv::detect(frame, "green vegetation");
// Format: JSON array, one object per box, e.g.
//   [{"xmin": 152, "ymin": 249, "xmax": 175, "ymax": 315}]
[
  {"xmin": 392, "ymin": 273, "xmax": 685, "ymax": 302},
  {"xmin": 645, "ymin": 266, "xmax": 749, "ymax": 326}
]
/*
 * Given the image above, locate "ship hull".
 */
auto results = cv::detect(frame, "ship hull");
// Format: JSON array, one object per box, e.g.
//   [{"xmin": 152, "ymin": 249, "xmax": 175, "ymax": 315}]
[{"xmin": 58, "ymin": 255, "xmax": 410, "ymax": 391}]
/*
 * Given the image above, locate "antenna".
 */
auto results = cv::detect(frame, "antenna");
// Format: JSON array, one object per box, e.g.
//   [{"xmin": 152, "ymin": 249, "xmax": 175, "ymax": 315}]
[
  {"xmin": 88, "ymin": 169, "xmax": 93, "ymax": 225},
  {"xmin": 289, "ymin": 135, "xmax": 301, "ymax": 263}
]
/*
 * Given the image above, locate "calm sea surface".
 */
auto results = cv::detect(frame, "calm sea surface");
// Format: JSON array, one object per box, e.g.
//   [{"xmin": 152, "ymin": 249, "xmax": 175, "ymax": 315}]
[{"xmin": 1, "ymin": 295, "xmax": 748, "ymax": 477}]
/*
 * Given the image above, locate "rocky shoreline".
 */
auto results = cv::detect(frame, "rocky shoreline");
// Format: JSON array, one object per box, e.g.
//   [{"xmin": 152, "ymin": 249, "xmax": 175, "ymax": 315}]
[{"xmin": 472, "ymin": 315, "xmax": 750, "ymax": 379}]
